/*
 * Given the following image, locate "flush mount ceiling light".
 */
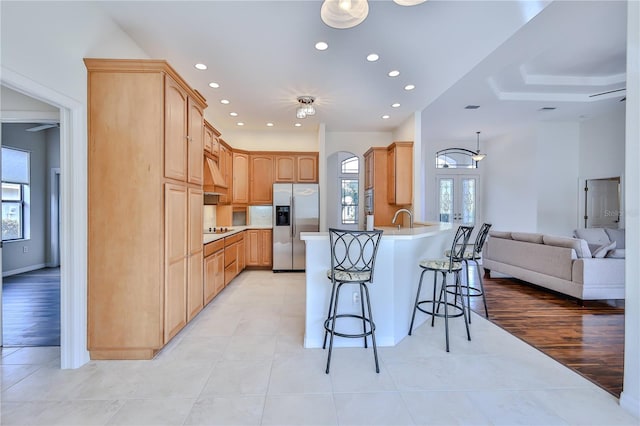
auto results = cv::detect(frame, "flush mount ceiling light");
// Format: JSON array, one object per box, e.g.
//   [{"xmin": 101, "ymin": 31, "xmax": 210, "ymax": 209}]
[
  {"xmin": 320, "ymin": 0, "xmax": 369, "ymax": 29},
  {"xmin": 393, "ymin": 0, "xmax": 427, "ymax": 5},
  {"xmin": 472, "ymin": 131, "xmax": 486, "ymax": 162},
  {"xmin": 296, "ymin": 96, "xmax": 316, "ymax": 119}
]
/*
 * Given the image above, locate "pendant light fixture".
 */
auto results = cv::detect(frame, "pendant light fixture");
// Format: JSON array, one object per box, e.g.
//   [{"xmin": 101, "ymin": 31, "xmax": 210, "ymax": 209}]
[
  {"xmin": 393, "ymin": 0, "xmax": 427, "ymax": 5},
  {"xmin": 472, "ymin": 131, "xmax": 486, "ymax": 162},
  {"xmin": 320, "ymin": 0, "xmax": 369, "ymax": 29}
]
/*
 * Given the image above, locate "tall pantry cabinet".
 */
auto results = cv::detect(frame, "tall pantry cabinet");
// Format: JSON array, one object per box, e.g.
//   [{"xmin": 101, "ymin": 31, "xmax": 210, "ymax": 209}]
[{"xmin": 85, "ymin": 59, "xmax": 206, "ymax": 359}]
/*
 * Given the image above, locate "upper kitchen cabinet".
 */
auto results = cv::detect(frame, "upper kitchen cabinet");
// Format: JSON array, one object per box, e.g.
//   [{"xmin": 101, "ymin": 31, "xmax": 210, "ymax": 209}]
[
  {"xmin": 364, "ymin": 147, "xmax": 395, "ymax": 225},
  {"xmin": 387, "ymin": 142, "xmax": 413, "ymax": 206},
  {"xmin": 297, "ymin": 154, "xmax": 318, "ymax": 182},
  {"xmin": 164, "ymin": 75, "xmax": 205, "ymax": 185},
  {"xmin": 218, "ymin": 141, "xmax": 233, "ymax": 204},
  {"xmin": 84, "ymin": 58, "xmax": 207, "ymax": 360},
  {"xmin": 204, "ymin": 120, "xmax": 221, "ymax": 157},
  {"xmin": 232, "ymin": 151, "xmax": 249, "ymax": 204},
  {"xmin": 274, "ymin": 153, "xmax": 318, "ymax": 183},
  {"xmin": 250, "ymin": 154, "xmax": 274, "ymax": 204}
]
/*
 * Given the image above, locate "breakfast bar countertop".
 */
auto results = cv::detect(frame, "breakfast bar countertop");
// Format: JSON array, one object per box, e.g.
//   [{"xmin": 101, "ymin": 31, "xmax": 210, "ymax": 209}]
[{"xmin": 300, "ymin": 222, "xmax": 456, "ymax": 348}]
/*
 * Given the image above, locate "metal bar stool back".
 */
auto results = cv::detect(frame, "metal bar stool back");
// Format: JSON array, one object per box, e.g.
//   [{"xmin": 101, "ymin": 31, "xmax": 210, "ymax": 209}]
[
  {"xmin": 409, "ymin": 225, "xmax": 474, "ymax": 352},
  {"xmin": 324, "ymin": 228, "xmax": 383, "ymax": 373}
]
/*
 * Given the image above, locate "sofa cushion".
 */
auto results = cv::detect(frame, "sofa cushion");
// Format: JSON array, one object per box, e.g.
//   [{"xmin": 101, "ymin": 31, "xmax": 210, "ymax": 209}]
[
  {"xmin": 606, "ymin": 249, "xmax": 625, "ymax": 259},
  {"xmin": 573, "ymin": 228, "xmax": 610, "ymax": 246},
  {"xmin": 605, "ymin": 228, "xmax": 625, "ymax": 249},
  {"xmin": 543, "ymin": 235, "xmax": 592, "ymax": 258},
  {"xmin": 592, "ymin": 240, "xmax": 616, "ymax": 258},
  {"xmin": 489, "ymin": 231, "xmax": 512, "ymax": 239},
  {"xmin": 511, "ymin": 232, "xmax": 544, "ymax": 244}
]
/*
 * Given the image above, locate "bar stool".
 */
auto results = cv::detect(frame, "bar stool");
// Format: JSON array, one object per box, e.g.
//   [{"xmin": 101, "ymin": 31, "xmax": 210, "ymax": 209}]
[
  {"xmin": 408, "ymin": 225, "xmax": 473, "ymax": 352},
  {"xmin": 445, "ymin": 223, "xmax": 492, "ymax": 322},
  {"xmin": 323, "ymin": 228, "xmax": 383, "ymax": 374}
]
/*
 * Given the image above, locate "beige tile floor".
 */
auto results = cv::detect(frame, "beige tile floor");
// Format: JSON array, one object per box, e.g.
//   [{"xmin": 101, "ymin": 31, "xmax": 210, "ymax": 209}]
[{"xmin": 1, "ymin": 270, "xmax": 638, "ymax": 425}]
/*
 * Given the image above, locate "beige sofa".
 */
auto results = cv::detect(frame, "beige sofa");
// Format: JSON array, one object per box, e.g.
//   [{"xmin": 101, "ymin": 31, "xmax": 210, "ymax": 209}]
[{"xmin": 483, "ymin": 229, "xmax": 625, "ymax": 301}]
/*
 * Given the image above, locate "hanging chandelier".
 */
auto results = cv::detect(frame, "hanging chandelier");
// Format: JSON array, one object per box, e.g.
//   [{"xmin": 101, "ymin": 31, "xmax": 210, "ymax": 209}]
[
  {"xmin": 472, "ymin": 131, "xmax": 486, "ymax": 161},
  {"xmin": 320, "ymin": 0, "xmax": 369, "ymax": 29},
  {"xmin": 296, "ymin": 96, "xmax": 316, "ymax": 119}
]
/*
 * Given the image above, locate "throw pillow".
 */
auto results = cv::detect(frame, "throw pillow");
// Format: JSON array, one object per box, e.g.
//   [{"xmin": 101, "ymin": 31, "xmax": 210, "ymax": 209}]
[
  {"xmin": 511, "ymin": 232, "xmax": 544, "ymax": 244},
  {"xmin": 605, "ymin": 228, "xmax": 625, "ymax": 249},
  {"xmin": 489, "ymin": 231, "xmax": 512, "ymax": 239},
  {"xmin": 606, "ymin": 249, "xmax": 625, "ymax": 259},
  {"xmin": 543, "ymin": 235, "xmax": 592, "ymax": 258},
  {"xmin": 573, "ymin": 228, "xmax": 610, "ymax": 246},
  {"xmin": 593, "ymin": 240, "xmax": 616, "ymax": 258}
]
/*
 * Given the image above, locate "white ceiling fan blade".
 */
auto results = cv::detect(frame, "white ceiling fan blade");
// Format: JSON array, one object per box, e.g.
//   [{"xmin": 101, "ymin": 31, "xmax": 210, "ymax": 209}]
[{"xmin": 25, "ymin": 123, "xmax": 58, "ymax": 132}]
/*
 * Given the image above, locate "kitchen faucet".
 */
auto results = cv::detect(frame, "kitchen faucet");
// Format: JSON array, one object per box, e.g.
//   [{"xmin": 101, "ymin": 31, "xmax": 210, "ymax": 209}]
[{"xmin": 392, "ymin": 208, "xmax": 413, "ymax": 228}]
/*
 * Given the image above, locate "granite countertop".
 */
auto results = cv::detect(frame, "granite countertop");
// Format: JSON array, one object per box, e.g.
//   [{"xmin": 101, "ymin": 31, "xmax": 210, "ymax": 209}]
[
  {"xmin": 203, "ymin": 225, "xmax": 272, "ymax": 245},
  {"xmin": 300, "ymin": 222, "xmax": 453, "ymax": 241}
]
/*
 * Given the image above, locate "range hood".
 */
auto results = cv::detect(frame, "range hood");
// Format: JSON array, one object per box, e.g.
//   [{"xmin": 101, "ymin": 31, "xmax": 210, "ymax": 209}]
[{"xmin": 203, "ymin": 156, "xmax": 228, "ymax": 195}]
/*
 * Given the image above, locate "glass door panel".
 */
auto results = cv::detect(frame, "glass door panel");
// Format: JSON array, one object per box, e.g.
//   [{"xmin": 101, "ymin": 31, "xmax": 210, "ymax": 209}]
[{"xmin": 437, "ymin": 175, "xmax": 478, "ymax": 226}]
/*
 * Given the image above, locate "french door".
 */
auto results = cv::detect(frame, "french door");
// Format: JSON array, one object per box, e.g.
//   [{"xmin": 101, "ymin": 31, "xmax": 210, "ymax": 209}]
[{"xmin": 437, "ymin": 174, "xmax": 479, "ymax": 226}]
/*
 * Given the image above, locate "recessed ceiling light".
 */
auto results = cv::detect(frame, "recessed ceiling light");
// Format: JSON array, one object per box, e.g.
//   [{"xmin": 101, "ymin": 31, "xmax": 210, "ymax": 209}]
[
  {"xmin": 366, "ymin": 53, "xmax": 379, "ymax": 62},
  {"xmin": 465, "ymin": 105, "xmax": 480, "ymax": 109},
  {"xmin": 208, "ymin": 82, "xmax": 220, "ymax": 88},
  {"xmin": 266, "ymin": 122, "xmax": 274, "ymax": 127},
  {"xmin": 220, "ymin": 99, "xmax": 230, "ymax": 105},
  {"xmin": 236, "ymin": 122, "xmax": 244, "ymax": 126},
  {"xmin": 391, "ymin": 103, "xmax": 400, "ymax": 108},
  {"xmin": 194, "ymin": 63, "xmax": 207, "ymax": 70},
  {"xmin": 294, "ymin": 123, "xmax": 302, "ymax": 127},
  {"xmin": 404, "ymin": 84, "xmax": 415, "ymax": 91},
  {"xmin": 315, "ymin": 41, "xmax": 328, "ymax": 51},
  {"xmin": 230, "ymin": 112, "xmax": 238, "ymax": 117},
  {"xmin": 382, "ymin": 115, "xmax": 390, "ymax": 119},
  {"xmin": 388, "ymin": 70, "xmax": 400, "ymax": 77}
]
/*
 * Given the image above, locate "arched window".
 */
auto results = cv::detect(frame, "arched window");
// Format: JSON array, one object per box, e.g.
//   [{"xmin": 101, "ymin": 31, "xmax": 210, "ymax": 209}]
[
  {"xmin": 340, "ymin": 156, "xmax": 359, "ymax": 225},
  {"xmin": 436, "ymin": 148, "xmax": 479, "ymax": 169}
]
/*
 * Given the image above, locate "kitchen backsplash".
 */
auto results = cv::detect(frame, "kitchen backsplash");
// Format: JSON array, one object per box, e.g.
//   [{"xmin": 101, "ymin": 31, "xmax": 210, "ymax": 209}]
[
  {"xmin": 249, "ymin": 206, "xmax": 272, "ymax": 227},
  {"xmin": 203, "ymin": 205, "xmax": 216, "ymax": 230}
]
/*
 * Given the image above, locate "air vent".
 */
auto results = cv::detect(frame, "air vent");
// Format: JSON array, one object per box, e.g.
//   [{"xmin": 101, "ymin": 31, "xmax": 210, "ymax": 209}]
[
  {"xmin": 539, "ymin": 107, "xmax": 556, "ymax": 111},
  {"xmin": 464, "ymin": 105, "xmax": 480, "ymax": 109}
]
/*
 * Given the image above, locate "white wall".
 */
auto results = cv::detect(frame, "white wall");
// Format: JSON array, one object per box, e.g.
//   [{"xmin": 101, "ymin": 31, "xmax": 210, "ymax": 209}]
[
  {"xmin": 392, "ymin": 114, "xmax": 415, "ymax": 142},
  {"xmin": 219, "ymin": 129, "xmax": 318, "ymax": 152},
  {"xmin": 578, "ymin": 103, "xmax": 626, "ymax": 228},
  {"xmin": 535, "ymin": 122, "xmax": 580, "ymax": 236},
  {"xmin": 45, "ymin": 127, "xmax": 61, "ymax": 266}
]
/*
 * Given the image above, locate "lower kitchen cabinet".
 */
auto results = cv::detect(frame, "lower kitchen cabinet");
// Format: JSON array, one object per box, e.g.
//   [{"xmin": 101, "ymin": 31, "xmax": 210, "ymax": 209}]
[
  {"xmin": 204, "ymin": 239, "xmax": 225, "ymax": 304},
  {"xmin": 246, "ymin": 229, "xmax": 272, "ymax": 267}
]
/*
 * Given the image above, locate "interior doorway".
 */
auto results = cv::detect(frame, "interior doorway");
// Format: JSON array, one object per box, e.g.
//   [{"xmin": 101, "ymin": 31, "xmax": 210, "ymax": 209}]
[{"xmin": 584, "ymin": 177, "xmax": 621, "ymax": 228}]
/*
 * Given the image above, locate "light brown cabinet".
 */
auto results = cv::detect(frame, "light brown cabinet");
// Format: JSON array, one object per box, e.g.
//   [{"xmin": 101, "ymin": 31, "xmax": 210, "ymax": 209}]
[
  {"xmin": 204, "ymin": 239, "xmax": 225, "ymax": 304},
  {"xmin": 204, "ymin": 120, "xmax": 221, "ymax": 157},
  {"xmin": 218, "ymin": 142, "xmax": 233, "ymax": 204},
  {"xmin": 363, "ymin": 147, "xmax": 395, "ymax": 226},
  {"xmin": 223, "ymin": 232, "xmax": 245, "ymax": 285},
  {"xmin": 250, "ymin": 154, "xmax": 274, "ymax": 204},
  {"xmin": 387, "ymin": 142, "xmax": 413, "ymax": 205},
  {"xmin": 232, "ymin": 152, "xmax": 249, "ymax": 204},
  {"xmin": 187, "ymin": 187, "xmax": 204, "ymax": 321},
  {"xmin": 274, "ymin": 153, "xmax": 318, "ymax": 183},
  {"xmin": 246, "ymin": 229, "xmax": 272, "ymax": 267},
  {"xmin": 164, "ymin": 76, "xmax": 204, "ymax": 185},
  {"xmin": 85, "ymin": 58, "xmax": 207, "ymax": 360}
]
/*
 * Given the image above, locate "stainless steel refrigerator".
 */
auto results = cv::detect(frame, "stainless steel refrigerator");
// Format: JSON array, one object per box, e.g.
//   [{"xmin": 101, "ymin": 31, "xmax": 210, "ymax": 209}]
[{"xmin": 272, "ymin": 183, "xmax": 319, "ymax": 271}]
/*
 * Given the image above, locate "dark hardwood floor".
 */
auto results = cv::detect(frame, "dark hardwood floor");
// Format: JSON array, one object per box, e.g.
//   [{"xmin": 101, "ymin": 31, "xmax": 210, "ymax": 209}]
[
  {"xmin": 468, "ymin": 268, "xmax": 624, "ymax": 397},
  {"xmin": 2, "ymin": 267, "xmax": 60, "ymax": 347}
]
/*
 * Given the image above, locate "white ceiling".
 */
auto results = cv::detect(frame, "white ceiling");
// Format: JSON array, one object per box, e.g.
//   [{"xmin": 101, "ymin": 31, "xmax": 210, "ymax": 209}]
[{"xmin": 9, "ymin": 1, "xmax": 627, "ymax": 143}]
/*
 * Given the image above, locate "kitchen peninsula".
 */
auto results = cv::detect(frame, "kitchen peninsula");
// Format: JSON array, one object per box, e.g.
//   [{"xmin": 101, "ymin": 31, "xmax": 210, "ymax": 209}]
[{"xmin": 300, "ymin": 223, "xmax": 455, "ymax": 348}]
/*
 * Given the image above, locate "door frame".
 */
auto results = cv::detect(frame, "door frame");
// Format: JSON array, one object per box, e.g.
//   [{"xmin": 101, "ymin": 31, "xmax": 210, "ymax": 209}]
[{"xmin": 1, "ymin": 67, "xmax": 89, "ymax": 369}]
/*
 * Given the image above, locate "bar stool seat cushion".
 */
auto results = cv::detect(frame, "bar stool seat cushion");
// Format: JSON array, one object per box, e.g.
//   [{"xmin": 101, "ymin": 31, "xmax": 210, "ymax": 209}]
[
  {"xmin": 444, "ymin": 248, "xmax": 480, "ymax": 260},
  {"xmin": 419, "ymin": 259, "xmax": 463, "ymax": 271},
  {"xmin": 327, "ymin": 269, "xmax": 372, "ymax": 282}
]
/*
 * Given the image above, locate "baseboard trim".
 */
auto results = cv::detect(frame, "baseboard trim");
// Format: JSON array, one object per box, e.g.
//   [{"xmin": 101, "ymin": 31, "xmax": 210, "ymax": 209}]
[
  {"xmin": 2, "ymin": 263, "xmax": 47, "ymax": 277},
  {"xmin": 619, "ymin": 391, "xmax": 640, "ymax": 419}
]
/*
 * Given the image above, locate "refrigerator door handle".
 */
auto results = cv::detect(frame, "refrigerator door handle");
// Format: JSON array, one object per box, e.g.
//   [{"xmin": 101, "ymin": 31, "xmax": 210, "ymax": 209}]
[{"xmin": 291, "ymin": 196, "xmax": 296, "ymax": 237}]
